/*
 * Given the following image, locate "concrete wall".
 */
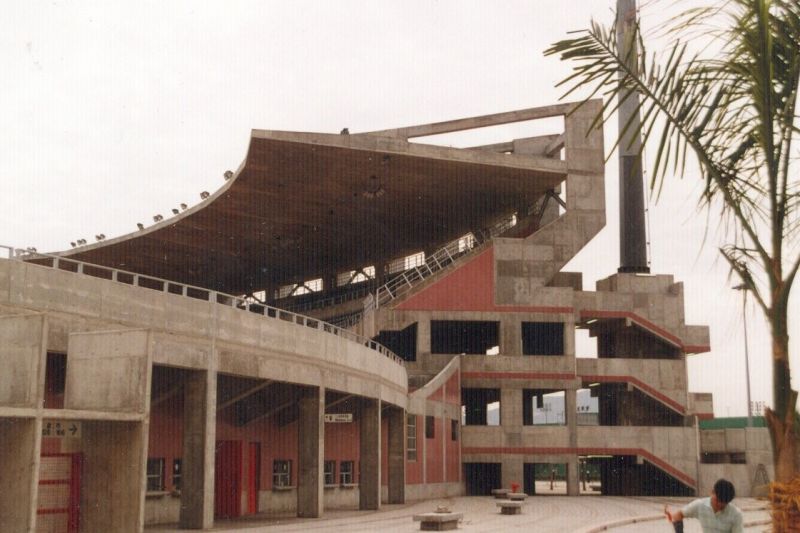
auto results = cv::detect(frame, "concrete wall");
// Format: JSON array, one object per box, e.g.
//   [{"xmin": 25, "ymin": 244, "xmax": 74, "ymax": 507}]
[
  {"xmin": 66, "ymin": 329, "xmax": 152, "ymax": 413},
  {"xmin": 0, "ymin": 418, "xmax": 41, "ymax": 533},
  {"xmin": 0, "ymin": 259, "xmax": 407, "ymax": 409},
  {"xmin": 0, "ymin": 313, "xmax": 47, "ymax": 409}
]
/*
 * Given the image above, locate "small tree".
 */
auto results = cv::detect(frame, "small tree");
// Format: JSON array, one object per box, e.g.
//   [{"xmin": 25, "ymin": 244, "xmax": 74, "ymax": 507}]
[{"xmin": 546, "ymin": 0, "xmax": 799, "ymax": 482}]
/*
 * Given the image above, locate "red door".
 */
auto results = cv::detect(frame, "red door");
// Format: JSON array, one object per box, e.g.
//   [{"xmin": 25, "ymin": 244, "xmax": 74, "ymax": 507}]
[
  {"xmin": 214, "ymin": 441, "xmax": 243, "ymax": 519},
  {"xmin": 247, "ymin": 442, "xmax": 261, "ymax": 514},
  {"xmin": 37, "ymin": 453, "xmax": 82, "ymax": 533}
]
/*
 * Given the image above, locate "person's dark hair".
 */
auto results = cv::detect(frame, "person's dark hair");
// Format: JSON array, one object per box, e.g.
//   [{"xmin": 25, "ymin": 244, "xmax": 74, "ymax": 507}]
[{"xmin": 713, "ymin": 479, "xmax": 735, "ymax": 504}]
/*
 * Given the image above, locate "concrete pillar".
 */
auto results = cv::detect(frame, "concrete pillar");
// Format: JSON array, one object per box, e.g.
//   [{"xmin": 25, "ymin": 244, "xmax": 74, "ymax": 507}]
[
  {"xmin": 386, "ymin": 407, "xmax": 406, "ymax": 504},
  {"xmin": 499, "ymin": 318, "xmax": 521, "ymax": 355},
  {"xmin": 359, "ymin": 398, "xmax": 381, "ymax": 510},
  {"xmin": 566, "ymin": 457, "xmax": 580, "ymax": 496},
  {"xmin": 500, "ymin": 388, "xmax": 522, "ymax": 429},
  {"xmin": 180, "ymin": 369, "xmax": 217, "ymax": 529},
  {"xmin": 0, "ymin": 418, "xmax": 41, "ymax": 533},
  {"xmin": 81, "ymin": 421, "xmax": 147, "ymax": 533},
  {"xmin": 501, "ymin": 457, "xmax": 523, "ymax": 490},
  {"xmin": 297, "ymin": 386, "xmax": 324, "ymax": 518},
  {"xmin": 416, "ymin": 320, "xmax": 431, "ymax": 357},
  {"xmin": 565, "ymin": 388, "xmax": 578, "ymax": 442}
]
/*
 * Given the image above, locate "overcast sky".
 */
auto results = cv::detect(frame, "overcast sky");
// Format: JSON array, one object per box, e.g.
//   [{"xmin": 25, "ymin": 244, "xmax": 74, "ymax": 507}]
[{"xmin": 2, "ymin": 0, "xmax": 797, "ymax": 417}]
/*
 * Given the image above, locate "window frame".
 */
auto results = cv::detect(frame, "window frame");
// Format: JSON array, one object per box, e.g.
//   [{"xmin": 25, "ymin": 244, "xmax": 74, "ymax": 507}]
[
  {"xmin": 272, "ymin": 459, "xmax": 292, "ymax": 488},
  {"xmin": 407, "ymin": 414, "xmax": 417, "ymax": 461},
  {"xmin": 146, "ymin": 458, "xmax": 165, "ymax": 492},
  {"xmin": 339, "ymin": 460, "xmax": 354, "ymax": 485}
]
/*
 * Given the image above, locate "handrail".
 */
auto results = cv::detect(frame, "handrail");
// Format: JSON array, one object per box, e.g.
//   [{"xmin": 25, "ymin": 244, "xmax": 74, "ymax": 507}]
[
  {"xmin": 366, "ymin": 207, "xmax": 524, "ymax": 312},
  {"xmin": 0, "ymin": 245, "xmax": 404, "ymax": 366}
]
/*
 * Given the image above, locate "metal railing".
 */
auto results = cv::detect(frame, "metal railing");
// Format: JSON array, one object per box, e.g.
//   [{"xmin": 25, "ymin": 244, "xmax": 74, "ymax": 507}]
[
  {"xmin": 366, "ymin": 209, "xmax": 521, "ymax": 312},
  {"xmin": 0, "ymin": 245, "xmax": 404, "ymax": 366}
]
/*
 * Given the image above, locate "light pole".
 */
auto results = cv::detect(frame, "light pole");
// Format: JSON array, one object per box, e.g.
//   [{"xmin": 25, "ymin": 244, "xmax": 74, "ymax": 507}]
[{"xmin": 733, "ymin": 283, "xmax": 753, "ymax": 427}]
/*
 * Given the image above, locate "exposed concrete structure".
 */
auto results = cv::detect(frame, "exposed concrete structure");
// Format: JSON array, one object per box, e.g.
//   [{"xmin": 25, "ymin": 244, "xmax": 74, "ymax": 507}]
[{"xmin": 0, "ymin": 100, "xmax": 758, "ymax": 531}]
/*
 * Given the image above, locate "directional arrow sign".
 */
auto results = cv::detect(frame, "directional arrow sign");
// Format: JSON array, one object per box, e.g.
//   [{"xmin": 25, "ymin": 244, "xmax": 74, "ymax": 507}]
[{"xmin": 42, "ymin": 419, "xmax": 81, "ymax": 439}]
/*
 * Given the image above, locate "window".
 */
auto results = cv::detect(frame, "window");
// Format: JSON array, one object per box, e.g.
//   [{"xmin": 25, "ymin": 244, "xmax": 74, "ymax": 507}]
[
  {"xmin": 273, "ymin": 459, "xmax": 292, "ymax": 487},
  {"xmin": 407, "ymin": 415, "xmax": 417, "ymax": 461},
  {"xmin": 172, "ymin": 459, "xmax": 182, "ymax": 490},
  {"xmin": 431, "ymin": 320, "xmax": 499, "ymax": 354},
  {"xmin": 339, "ymin": 460, "xmax": 354, "ymax": 484},
  {"xmin": 425, "ymin": 416, "xmax": 435, "ymax": 439},
  {"xmin": 324, "ymin": 460, "xmax": 336, "ymax": 485},
  {"xmin": 451, "ymin": 420, "xmax": 458, "ymax": 441},
  {"xmin": 146, "ymin": 458, "xmax": 165, "ymax": 492},
  {"xmin": 521, "ymin": 322, "xmax": 564, "ymax": 355}
]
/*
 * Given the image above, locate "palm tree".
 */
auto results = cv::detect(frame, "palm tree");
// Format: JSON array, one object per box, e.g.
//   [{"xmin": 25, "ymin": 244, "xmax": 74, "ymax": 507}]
[{"xmin": 546, "ymin": 0, "xmax": 799, "ymax": 482}]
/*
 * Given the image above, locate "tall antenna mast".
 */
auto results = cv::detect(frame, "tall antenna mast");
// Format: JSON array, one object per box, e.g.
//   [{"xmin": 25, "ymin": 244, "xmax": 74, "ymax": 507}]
[{"xmin": 616, "ymin": 0, "xmax": 650, "ymax": 273}]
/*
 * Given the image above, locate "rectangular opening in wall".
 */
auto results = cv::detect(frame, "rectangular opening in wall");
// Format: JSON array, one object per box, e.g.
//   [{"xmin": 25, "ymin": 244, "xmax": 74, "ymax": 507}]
[
  {"xmin": 451, "ymin": 419, "xmax": 458, "ymax": 441},
  {"xmin": 461, "ymin": 388, "xmax": 500, "ymax": 426},
  {"xmin": 574, "ymin": 327, "xmax": 598, "ymax": 358},
  {"xmin": 522, "ymin": 389, "xmax": 566, "ymax": 425},
  {"xmin": 524, "ymin": 463, "xmax": 568, "ymax": 495},
  {"xmin": 576, "ymin": 388, "xmax": 599, "ymax": 425},
  {"xmin": 463, "ymin": 463, "xmax": 501, "ymax": 496},
  {"xmin": 522, "ymin": 322, "xmax": 564, "ymax": 355},
  {"xmin": 374, "ymin": 323, "xmax": 417, "ymax": 362},
  {"xmin": 44, "ymin": 352, "xmax": 67, "ymax": 409},
  {"xmin": 431, "ymin": 320, "xmax": 499, "ymax": 354},
  {"xmin": 425, "ymin": 415, "xmax": 435, "ymax": 438}
]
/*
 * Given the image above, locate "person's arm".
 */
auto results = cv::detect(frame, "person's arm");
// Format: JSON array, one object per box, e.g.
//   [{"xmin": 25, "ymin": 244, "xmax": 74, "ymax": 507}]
[{"xmin": 664, "ymin": 505, "xmax": 684, "ymax": 523}]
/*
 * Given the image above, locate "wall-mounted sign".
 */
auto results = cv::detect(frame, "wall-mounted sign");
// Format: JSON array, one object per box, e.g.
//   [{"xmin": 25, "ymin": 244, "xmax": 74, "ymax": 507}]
[
  {"xmin": 42, "ymin": 420, "xmax": 81, "ymax": 438},
  {"xmin": 324, "ymin": 413, "xmax": 353, "ymax": 423}
]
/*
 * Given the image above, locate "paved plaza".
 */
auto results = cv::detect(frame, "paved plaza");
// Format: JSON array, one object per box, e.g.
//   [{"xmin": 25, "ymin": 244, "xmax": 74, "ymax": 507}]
[{"xmin": 146, "ymin": 496, "xmax": 770, "ymax": 532}]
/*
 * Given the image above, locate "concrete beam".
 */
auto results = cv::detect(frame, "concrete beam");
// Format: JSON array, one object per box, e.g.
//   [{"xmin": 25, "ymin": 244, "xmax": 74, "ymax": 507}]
[{"xmin": 218, "ymin": 380, "xmax": 272, "ymax": 410}]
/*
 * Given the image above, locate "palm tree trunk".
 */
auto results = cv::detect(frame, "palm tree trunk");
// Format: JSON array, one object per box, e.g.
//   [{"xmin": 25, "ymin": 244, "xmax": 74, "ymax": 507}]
[{"xmin": 765, "ymin": 303, "xmax": 798, "ymax": 482}]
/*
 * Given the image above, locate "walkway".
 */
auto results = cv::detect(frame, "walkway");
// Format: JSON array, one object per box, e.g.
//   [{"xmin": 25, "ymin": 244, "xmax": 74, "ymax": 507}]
[{"xmin": 145, "ymin": 496, "xmax": 769, "ymax": 532}]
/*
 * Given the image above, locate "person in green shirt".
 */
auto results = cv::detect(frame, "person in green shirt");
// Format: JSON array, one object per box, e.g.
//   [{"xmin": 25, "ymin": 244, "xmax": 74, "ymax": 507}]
[{"xmin": 664, "ymin": 479, "xmax": 744, "ymax": 533}]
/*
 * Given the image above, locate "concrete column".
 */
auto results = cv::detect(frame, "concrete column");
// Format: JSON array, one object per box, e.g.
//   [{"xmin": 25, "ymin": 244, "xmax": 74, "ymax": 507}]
[
  {"xmin": 566, "ymin": 457, "xmax": 580, "ymax": 496},
  {"xmin": 565, "ymin": 388, "xmax": 578, "ymax": 443},
  {"xmin": 500, "ymin": 388, "xmax": 522, "ymax": 429},
  {"xmin": 386, "ymin": 407, "xmax": 406, "ymax": 504},
  {"xmin": 81, "ymin": 421, "xmax": 147, "ymax": 533},
  {"xmin": 0, "ymin": 418, "xmax": 41, "ymax": 533},
  {"xmin": 416, "ymin": 319, "xmax": 431, "ymax": 357},
  {"xmin": 499, "ymin": 317, "xmax": 521, "ymax": 355},
  {"xmin": 180, "ymin": 369, "xmax": 217, "ymax": 529},
  {"xmin": 359, "ymin": 398, "xmax": 381, "ymax": 510},
  {"xmin": 501, "ymin": 457, "xmax": 523, "ymax": 490},
  {"xmin": 297, "ymin": 386, "xmax": 324, "ymax": 518}
]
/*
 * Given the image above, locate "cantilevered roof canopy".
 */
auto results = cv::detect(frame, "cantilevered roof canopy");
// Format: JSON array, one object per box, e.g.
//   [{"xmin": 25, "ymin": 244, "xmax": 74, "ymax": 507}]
[{"xmin": 54, "ymin": 129, "xmax": 566, "ymax": 295}]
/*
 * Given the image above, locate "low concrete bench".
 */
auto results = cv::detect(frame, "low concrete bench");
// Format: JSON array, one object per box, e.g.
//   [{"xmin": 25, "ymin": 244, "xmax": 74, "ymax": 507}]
[
  {"xmin": 491, "ymin": 488, "xmax": 510, "ymax": 499},
  {"xmin": 412, "ymin": 512, "xmax": 463, "ymax": 531},
  {"xmin": 496, "ymin": 501, "xmax": 524, "ymax": 515},
  {"xmin": 507, "ymin": 492, "xmax": 527, "ymax": 501}
]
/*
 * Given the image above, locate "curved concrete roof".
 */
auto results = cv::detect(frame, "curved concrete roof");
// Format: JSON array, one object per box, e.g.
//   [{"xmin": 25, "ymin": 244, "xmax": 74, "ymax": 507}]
[{"xmin": 53, "ymin": 128, "xmax": 566, "ymax": 295}]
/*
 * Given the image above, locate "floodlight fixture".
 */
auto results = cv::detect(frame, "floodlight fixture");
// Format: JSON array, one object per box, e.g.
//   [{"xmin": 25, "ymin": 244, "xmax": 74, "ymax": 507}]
[
  {"xmin": 224, "ymin": 170, "xmax": 233, "ymax": 180},
  {"xmin": 153, "ymin": 214, "xmax": 164, "ymax": 222},
  {"xmin": 200, "ymin": 191, "xmax": 210, "ymax": 200},
  {"xmin": 137, "ymin": 223, "xmax": 145, "ymax": 230},
  {"xmin": 180, "ymin": 203, "xmax": 188, "ymax": 210},
  {"xmin": 172, "ymin": 208, "xmax": 180, "ymax": 215}
]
